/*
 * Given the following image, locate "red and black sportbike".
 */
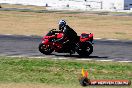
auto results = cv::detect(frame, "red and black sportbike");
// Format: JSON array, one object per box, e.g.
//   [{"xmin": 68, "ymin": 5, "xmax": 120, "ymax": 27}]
[{"xmin": 39, "ymin": 29, "xmax": 93, "ymax": 56}]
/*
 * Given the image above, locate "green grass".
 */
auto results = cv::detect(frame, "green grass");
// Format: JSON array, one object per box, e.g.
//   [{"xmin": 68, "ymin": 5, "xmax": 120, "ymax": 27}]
[{"xmin": 0, "ymin": 56, "xmax": 131, "ymax": 88}]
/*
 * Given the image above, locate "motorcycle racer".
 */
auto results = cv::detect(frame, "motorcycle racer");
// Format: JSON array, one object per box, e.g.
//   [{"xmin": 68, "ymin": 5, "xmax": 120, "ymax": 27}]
[
  {"xmin": 39, "ymin": 20, "xmax": 93, "ymax": 56},
  {"xmin": 54, "ymin": 20, "xmax": 78, "ymax": 53}
]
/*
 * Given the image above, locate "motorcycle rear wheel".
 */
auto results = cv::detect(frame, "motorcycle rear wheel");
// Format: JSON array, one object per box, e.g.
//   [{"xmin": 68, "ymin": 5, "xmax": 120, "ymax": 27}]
[
  {"xmin": 39, "ymin": 43, "xmax": 54, "ymax": 55},
  {"xmin": 77, "ymin": 44, "xmax": 93, "ymax": 56}
]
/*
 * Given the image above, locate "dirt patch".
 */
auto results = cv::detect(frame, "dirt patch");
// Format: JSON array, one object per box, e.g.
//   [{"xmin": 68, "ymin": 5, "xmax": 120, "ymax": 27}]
[
  {"xmin": 0, "ymin": 4, "xmax": 46, "ymax": 10},
  {"xmin": 0, "ymin": 5, "xmax": 132, "ymax": 40}
]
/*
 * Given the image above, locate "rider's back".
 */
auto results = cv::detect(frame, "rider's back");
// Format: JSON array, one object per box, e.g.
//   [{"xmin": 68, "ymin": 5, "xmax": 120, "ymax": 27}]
[{"xmin": 63, "ymin": 25, "xmax": 77, "ymax": 41}]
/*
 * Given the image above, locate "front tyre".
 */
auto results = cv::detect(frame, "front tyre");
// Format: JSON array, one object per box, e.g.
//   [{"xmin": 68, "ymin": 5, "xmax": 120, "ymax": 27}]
[{"xmin": 39, "ymin": 43, "xmax": 54, "ymax": 55}]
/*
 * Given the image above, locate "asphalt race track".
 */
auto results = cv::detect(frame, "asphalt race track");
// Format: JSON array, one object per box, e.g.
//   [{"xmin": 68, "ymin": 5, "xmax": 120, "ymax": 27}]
[{"xmin": 0, "ymin": 35, "xmax": 132, "ymax": 62}]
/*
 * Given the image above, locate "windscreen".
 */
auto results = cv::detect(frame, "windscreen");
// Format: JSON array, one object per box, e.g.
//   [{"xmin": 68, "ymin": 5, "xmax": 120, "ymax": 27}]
[
  {"xmin": 46, "ymin": 30, "xmax": 55, "ymax": 36},
  {"xmin": 81, "ymin": 34, "xmax": 89, "ymax": 38}
]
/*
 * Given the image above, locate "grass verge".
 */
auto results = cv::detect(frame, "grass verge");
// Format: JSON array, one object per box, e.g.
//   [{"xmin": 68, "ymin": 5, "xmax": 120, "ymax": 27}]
[{"xmin": 0, "ymin": 56, "xmax": 131, "ymax": 88}]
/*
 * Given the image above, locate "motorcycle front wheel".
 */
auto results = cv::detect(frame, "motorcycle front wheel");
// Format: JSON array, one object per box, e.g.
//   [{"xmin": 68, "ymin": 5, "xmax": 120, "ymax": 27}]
[{"xmin": 39, "ymin": 43, "xmax": 54, "ymax": 55}]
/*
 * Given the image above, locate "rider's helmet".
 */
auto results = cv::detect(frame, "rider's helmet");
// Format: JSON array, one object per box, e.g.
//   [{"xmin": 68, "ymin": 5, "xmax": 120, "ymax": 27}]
[{"xmin": 59, "ymin": 20, "xmax": 66, "ymax": 31}]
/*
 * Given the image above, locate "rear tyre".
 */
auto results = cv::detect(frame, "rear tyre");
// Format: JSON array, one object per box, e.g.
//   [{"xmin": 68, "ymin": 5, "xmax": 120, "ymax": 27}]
[
  {"xmin": 39, "ymin": 43, "xmax": 54, "ymax": 55},
  {"xmin": 77, "ymin": 43, "xmax": 93, "ymax": 56}
]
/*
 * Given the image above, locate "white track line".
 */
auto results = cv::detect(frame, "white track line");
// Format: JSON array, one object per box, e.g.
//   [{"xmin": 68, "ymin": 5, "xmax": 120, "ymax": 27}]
[
  {"xmin": 96, "ymin": 59, "xmax": 113, "ymax": 62},
  {"xmin": 76, "ymin": 59, "xmax": 92, "ymax": 61},
  {"xmin": 29, "ymin": 56, "xmax": 47, "ymax": 59},
  {"xmin": 3, "ymin": 55, "xmax": 132, "ymax": 63},
  {"xmin": 3, "ymin": 34, "xmax": 28, "ymax": 36},
  {"xmin": 7, "ymin": 56, "xmax": 23, "ymax": 58},
  {"xmin": 107, "ymin": 39, "xmax": 119, "ymax": 41},
  {"xmin": 117, "ymin": 61, "xmax": 132, "ymax": 63},
  {"xmin": 53, "ymin": 57, "xmax": 68, "ymax": 60},
  {"xmin": 94, "ymin": 38, "xmax": 102, "ymax": 40}
]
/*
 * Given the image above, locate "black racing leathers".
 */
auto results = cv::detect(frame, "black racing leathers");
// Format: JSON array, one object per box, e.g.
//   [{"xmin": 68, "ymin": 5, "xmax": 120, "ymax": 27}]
[
  {"xmin": 55, "ymin": 25, "xmax": 77, "ymax": 51},
  {"xmin": 55, "ymin": 25, "xmax": 77, "ymax": 43}
]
